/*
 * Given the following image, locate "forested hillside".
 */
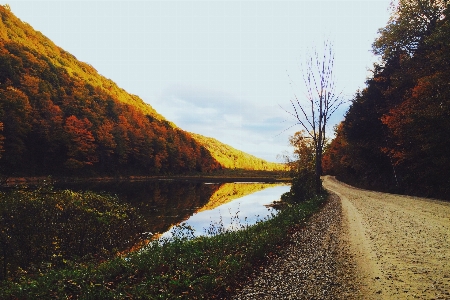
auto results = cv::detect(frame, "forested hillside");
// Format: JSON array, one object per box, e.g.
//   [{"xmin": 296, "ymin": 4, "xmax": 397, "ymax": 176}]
[
  {"xmin": 323, "ymin": 1, "xmax": 450, "ymax": 199},
  {"xmin": 0, "ymin": 5, "xmax": 279, "ymax": 176},
  {"xmin": 190, "ymin": 133, "xmax": 285, "ymax": 171}
]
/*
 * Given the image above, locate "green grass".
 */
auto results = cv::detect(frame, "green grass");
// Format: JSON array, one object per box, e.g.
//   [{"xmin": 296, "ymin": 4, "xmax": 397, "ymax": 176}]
[{"xmin": 0, "ymin": 194, "xmax": 326, "ymax": 299}]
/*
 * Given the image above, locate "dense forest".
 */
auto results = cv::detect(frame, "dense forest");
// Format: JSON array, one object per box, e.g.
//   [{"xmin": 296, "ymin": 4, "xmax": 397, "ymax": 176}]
[
  {"xmin": 0, "ymin": 5, "xmax": 282, "ymax": 176},
  {"xmin": 323, "ymin": 0, "xmax": 450, "ymax": 200}
]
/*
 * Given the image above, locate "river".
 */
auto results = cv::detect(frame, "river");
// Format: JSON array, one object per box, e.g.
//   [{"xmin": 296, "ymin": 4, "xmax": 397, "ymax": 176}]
[
  {"xmin": 1, "ymin": 179, "xmax": 290, "ymax": 277},
  {"xmin": 56, "ymin": 179, "xmax": 290, "ymax": 239}
]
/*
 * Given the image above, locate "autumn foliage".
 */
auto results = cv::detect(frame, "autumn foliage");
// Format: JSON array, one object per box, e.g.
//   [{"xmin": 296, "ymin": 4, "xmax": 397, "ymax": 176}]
[
  {"xmin": 323, "ymin": 2, "xmax": 450, "ymax": 199},
  {"xmin": 0, "ymin": 6, "xmax": 238, "ymax": 176},
  {"xmin": 190, "ymin": 133, "xmax": 285, "ymax": 171}
]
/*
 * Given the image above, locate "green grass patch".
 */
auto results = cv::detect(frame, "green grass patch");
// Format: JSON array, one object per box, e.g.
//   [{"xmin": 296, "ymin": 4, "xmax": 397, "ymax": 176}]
[{"xmin": 0, "ymin": 194, "xmax": 326, "ymax": 299}]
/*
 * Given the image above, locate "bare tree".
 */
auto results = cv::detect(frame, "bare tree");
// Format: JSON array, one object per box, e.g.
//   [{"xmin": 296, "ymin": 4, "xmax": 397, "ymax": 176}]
[{"xmin": 283, "ymin": 41, "xmax": 343, "ymax": 194}]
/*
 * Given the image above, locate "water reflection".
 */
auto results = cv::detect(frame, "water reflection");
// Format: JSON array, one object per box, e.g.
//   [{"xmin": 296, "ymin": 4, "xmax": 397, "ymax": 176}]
[
  {"xmin": 198, "ymin": 183, "xmax": 278, "ymax": 212},
  {"xmin": 1, "ymin": 180, "xmax": 289, "ymax": 278},
  {"xmin": 161, "ymin": 184, "xmax": 290, "ymax": 239},
  {"xmin": 56, "ymin": 180, "xmax": 289, "ymax": 239},
  {"xmin": 56, "ymin": 180, "xmax": 220, "ymax": 234}
]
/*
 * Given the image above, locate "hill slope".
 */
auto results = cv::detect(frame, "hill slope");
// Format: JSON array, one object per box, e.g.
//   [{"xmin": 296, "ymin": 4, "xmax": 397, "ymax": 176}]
[
  {"xmin": 0, "ymin": 5, "xmax": 280, "ymax": 176},
  {"xmin": 190, "ymin": 133, "xmax": 284, "ymax": 171},
  {"xmin": 0, "ymin": 5, "xmax": 166, "ymax": 122}
]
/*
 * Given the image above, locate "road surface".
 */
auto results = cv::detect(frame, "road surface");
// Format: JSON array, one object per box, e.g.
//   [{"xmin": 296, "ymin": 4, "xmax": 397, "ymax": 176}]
[{"xmin": 323, "ymin": 176, "xmax": 450, "ymax": 299}]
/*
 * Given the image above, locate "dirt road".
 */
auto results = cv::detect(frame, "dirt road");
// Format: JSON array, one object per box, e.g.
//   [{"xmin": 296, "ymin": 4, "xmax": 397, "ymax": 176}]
[{"xmin": 323, "ymin": 176, "xmax": 450, "ymax": 299}]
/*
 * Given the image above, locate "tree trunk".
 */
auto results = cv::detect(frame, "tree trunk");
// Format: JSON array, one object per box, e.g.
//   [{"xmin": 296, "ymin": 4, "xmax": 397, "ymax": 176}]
[{"xmin": 315, "ymin": 148, "xmax": 322, "ymax": 194}]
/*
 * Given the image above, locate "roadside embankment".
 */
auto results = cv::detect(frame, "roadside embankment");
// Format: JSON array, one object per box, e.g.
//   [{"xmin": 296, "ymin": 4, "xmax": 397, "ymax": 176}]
[{"xmin": 232, "ymin": 192, "xmax": 363, "ymax": 299}]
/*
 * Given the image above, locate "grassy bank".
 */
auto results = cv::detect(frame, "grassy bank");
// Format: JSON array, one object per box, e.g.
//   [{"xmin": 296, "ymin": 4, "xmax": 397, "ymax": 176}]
[{"xmin": 0, "ymin": 193, "xmax": 326, "ymax": 299}]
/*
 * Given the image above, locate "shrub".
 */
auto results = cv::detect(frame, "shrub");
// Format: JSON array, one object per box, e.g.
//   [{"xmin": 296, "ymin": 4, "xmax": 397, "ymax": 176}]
[
  {"xmin": 0, "ymin": 185, "xmax": 145, "ymax": 280},
  {"xmin": 282, "ymin": 168, "xmax": 315, "ymax": 203}
]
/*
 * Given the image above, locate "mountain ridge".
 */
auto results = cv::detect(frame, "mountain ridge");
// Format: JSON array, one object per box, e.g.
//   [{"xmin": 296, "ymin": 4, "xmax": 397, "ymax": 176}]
[
  {"xmin": 0, "ymin": 4, "xmax": 168, "ymax": 123},
  {"xmin": 190, "ymin": 132, "xmax": 284, "ymax": 171},
  {"xmin": 0, "ymin": 5, "xmax": 283, "ymax": 176}
]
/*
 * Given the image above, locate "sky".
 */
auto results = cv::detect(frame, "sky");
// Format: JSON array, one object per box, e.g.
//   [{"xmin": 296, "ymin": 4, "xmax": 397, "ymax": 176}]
[{"xmin": 6, "ymin": 0, "xmax": 392, "ymax": 163}]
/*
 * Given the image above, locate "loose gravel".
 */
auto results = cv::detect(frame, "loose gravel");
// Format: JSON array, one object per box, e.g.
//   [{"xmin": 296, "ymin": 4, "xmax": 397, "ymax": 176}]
[
  {"xmin": 232, "ymin": 177, "xmax": 450, "ymax": 300},
  {"xmin": 324, "ymin": 176, "xmax": 450, "ymax": 300},
  {"xmin": 232, "ymin": 193, "xmax": 363, "ymax": 300}
]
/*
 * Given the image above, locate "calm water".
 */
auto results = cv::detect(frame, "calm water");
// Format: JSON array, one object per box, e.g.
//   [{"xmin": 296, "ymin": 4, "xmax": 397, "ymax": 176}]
[
  {"xmin": 161, "ymin": 184, "xmax": 290, "ymax": 239},
  {"xmin": 57, "ymin": 180, "xmax": 290, "ymax": 239},
  {"xmin": 2, "ymin": 179, "xmax": 289, "ymax": 275}
]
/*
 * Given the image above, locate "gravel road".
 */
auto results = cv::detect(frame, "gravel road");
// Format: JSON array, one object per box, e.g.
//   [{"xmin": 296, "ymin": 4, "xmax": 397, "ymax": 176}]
[
  {"xmin": 323, "ymin": 176, "xmax": 450, "ymax": 299},
  {"xmin": 232, "ymin": 176, "xmax": 450, "ymax": 299}
]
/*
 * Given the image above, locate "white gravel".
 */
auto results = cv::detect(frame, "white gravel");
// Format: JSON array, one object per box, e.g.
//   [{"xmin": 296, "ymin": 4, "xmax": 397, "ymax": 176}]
[
  {"xmin": 232, "ymin": 192, "xmax": 363, "ymax": 299},
  {"xmin": 324, "ymin": 176, "xmax": 450, "ymax": 299}
]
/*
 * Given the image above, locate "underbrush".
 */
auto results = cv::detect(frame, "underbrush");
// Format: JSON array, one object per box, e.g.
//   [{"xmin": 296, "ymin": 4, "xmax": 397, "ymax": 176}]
[
  {"xmin": 0, "ymin": 193, "xmax": 326, "ymax": 299},
  {"xmin": 0, "ymin": 185, "xmax": 145, "ymax": 282}
]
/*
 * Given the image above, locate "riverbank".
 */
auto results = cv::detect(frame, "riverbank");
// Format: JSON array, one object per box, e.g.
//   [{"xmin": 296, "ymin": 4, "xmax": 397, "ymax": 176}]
[
  {"xmin": 0, "ymin": 192, "xmax": 325, "ymax": 299},
  {"xmin": 1, "ymin": 170, "xmax": 290, "ymax": 187},
  {"xmin": 232, "ymin": 192, "xmax": 363, "ymax": 299}
]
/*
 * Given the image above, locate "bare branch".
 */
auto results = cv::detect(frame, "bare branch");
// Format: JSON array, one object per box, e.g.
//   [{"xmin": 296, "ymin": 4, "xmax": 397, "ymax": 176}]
[{"xmin": 282, "ymin": 40, "xmax": 344, "ymax": 193}]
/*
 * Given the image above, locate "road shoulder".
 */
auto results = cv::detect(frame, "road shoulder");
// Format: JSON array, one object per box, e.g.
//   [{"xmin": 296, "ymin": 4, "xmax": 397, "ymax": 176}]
[
  {"xmin": 232, "ymin": 193, "xmax": 362, "ymax": 299},
  {"xmin": 335, "ymin": 188, "xmax": 386, "ymax": 299}
]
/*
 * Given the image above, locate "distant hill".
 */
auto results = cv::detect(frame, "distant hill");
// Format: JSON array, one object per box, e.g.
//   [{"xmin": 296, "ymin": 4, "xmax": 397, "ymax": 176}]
[
  {"xmin": 0, "ymin": 5, "xmax": 280, "ymax": 176},
  {"xmin": 190, "ymin": 133, "xmax": 284, "ymax": 171}
]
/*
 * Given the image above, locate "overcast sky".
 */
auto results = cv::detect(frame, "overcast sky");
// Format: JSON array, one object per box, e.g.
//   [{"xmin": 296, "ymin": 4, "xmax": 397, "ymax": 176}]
[{"xmin": 7, "ymin": 1, "xmax": 391, "ymax": 162}]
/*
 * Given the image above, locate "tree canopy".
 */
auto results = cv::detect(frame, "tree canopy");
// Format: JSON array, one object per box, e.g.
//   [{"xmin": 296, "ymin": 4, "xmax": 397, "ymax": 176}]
[{"xmin": 323, "ymin": 1, "xmax": 450, "ymax": 199}]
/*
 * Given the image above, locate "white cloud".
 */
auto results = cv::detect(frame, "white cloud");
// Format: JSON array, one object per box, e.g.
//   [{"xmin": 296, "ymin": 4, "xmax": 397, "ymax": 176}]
[{"xmin": 151, "ymin": 83, "xmax": 291, "ymax": 162}]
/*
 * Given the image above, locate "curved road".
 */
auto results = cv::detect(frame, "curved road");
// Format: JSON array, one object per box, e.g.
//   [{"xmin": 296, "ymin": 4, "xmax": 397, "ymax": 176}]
[{"xmin": 323, "ymin": 176, "xmax": 450, "ymax": 299}]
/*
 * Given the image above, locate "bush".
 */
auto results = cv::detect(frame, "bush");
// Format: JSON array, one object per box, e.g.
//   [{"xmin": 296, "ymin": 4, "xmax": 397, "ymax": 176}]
[
  {"xmin": 282, "ymin": 130, "xmax": 325, "ymax": 203},
  {"xmin": 0, "ymin": 185, "xmax": 145, "ymax": 280},
  {"xmin": 282, "ymin": 168, "xmax": 319, "ymax": 203}
]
